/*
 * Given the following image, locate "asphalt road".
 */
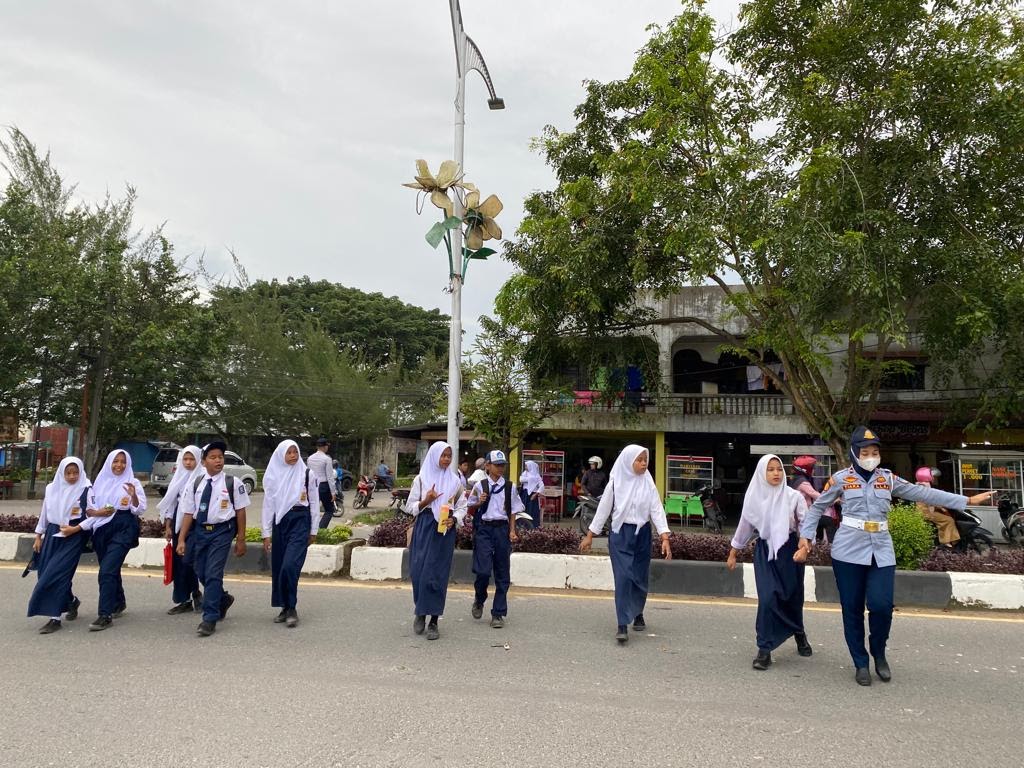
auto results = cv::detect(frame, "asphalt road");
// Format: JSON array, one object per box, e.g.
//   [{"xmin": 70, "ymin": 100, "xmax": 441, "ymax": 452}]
[{"xmin": 3, "ymin": 566, "xmax": 1021, "ymax": 768}]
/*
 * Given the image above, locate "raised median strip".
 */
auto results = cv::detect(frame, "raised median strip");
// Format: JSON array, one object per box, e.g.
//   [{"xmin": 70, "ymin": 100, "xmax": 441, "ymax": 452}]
[{"xmin": 2, "ymin": 532, "xmax": 1022, "ymax": 609}]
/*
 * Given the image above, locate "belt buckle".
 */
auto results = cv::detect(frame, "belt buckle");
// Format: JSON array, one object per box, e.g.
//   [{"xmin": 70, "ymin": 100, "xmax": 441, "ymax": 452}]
[
  {"xmin": 203, "ymin": 524, "xmax": 215, "ymax": 531},
  {"xmin": 864, "ymin": 521, "xmax": 880, "ymax": 533}
]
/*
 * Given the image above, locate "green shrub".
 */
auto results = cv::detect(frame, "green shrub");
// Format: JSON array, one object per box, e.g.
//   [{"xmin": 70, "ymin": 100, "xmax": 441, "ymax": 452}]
[
  {"xmin": 245, "ymin": 525, "xmax": 352, "ymax": 544},
  {"xmin": 888, "ymin": 502, "xmax": 934, "ymax": 570}
]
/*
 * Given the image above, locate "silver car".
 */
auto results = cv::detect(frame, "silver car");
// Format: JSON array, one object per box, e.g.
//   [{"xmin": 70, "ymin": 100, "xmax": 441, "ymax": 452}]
[{"xmin": 150, "ymin": 446, "xmax": 259, "ymax": 495}]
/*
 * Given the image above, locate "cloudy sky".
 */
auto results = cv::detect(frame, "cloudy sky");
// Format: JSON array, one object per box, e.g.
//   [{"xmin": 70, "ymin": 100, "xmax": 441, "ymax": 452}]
[{"xmin": 1, "ymin": 0, "xmax": 738, "ymax": 340}]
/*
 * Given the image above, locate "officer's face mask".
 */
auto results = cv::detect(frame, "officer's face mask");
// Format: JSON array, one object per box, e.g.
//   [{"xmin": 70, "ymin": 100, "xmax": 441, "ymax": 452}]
[{"xmin": 854, "ymin": 454, "xmax": 881, "ymax": 472}]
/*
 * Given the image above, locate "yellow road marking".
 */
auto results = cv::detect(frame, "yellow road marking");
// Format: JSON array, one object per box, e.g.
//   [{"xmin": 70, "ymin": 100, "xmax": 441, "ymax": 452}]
[{"xmin": 4, "ymin": 563, "xmax": 1021, "ymax": 623}]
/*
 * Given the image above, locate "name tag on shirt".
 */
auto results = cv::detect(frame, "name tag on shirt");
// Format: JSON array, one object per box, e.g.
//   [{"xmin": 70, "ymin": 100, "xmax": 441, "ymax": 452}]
[
  {"xmin": 843, "ymin": 482, "xmax": 861, "ymax": 490},
  {"xmin": 120, "ymin": 496, "xmax": 130, "ymax": 506},
  {"xmin": 300, "ymin": 491, "xmax": 307, "ymax": 503},
  {"xmin": 220, "ymin": 499, "xmax": 229, "ymax": 510}
]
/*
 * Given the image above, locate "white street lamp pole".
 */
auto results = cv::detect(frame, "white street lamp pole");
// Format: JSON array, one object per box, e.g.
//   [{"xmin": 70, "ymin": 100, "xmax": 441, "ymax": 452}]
[{"xmin": 447, "ymin": 0, "xmax": 504, "ymax": 453}]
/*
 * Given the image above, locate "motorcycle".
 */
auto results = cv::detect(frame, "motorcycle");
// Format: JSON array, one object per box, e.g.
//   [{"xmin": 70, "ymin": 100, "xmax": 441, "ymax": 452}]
[
  {"xmin": 575, "ymin": 493, "xmax": 605, "ymax": 535},
  {"xmin": 998, "ymin": 497, "xmax": 1024, "ymax": 546},
  {"xmin": 697, "ymin": 485, "xmax": 726, "ymax": 534},
  {"xmin": 354, "ymin": 475, "xmax": 378, "ymax": 509},
  {"xmin": 933, "ymin": 506, "xmax": 996, "ymax": 555}
]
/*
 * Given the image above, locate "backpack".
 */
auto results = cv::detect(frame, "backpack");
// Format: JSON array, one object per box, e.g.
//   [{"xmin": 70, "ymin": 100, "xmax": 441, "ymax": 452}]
[{"xmin": 480, "ymin": 477, "xmax": 513, "ymax": 517}]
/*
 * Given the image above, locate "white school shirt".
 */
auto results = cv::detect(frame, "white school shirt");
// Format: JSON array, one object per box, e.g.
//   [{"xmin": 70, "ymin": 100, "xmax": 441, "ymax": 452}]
[
  {"xmin": 468, "ymin": 476, "xmax": 525, "ymax": 522},
  {"xmin": 35, "ymin": 488, "xmax": 96, "ymax": 536},
  {"xmin": 163, "ymin": 482, "xmax": 198, "ymax": 535},
  {"xmin": 588, "ymin": 486, "xmax": 670, "ymax": 536},
  {"xmin": 405, "ymin": 475, "xmax": 470, "ymax": 525},
  {"xmin": 180, "ymin": 471, "xmax": 250, "ymax": 524},
  {"xmin": 82, "ymin": 477, "xmax": 147, "ymax": 532},
  {"xmin": 261, "ymin": 469, "xmax": 320, "ymax": 538},
  {"xmin": 306, "ymin": 451, "xmax": 333, "ymax": 485}
]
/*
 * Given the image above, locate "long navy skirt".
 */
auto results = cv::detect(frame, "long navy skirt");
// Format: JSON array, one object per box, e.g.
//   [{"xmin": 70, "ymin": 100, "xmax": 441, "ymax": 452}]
[
  {"xmin": 753, "ymin": 532, "xmax": 806, "ymax": 652},
  {"xmin": 271, "ymin": 506, "xmax": 312, "ymax": 610},
  {"xmin": 409, "ymin": 509, "xmax": 457, "ymax": 617},
  {"xmin": 27, "ymin": 522, "xmax": 86, "ymax": 617},
  {"xmin": 608, "ymin": 522, "xmax": 653, "ymax": 627}
]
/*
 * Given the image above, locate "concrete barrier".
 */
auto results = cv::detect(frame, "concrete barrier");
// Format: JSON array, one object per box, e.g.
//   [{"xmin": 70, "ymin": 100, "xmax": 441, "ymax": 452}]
[{"xmin": 949, "ymin": 572, "xmax": 1024, "ymax": 609}]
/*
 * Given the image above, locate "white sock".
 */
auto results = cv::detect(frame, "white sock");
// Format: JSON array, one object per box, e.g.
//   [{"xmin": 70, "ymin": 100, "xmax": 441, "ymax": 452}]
[{"xmin": 51, "ymin": 616, "xmax": 61, "ymax": 622}]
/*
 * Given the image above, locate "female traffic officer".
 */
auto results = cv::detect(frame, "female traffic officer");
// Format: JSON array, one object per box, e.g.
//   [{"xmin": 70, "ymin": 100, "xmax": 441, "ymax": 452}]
[{"xmin": 796, "ymin": 427, "xmax": 993, "ymax": 686}]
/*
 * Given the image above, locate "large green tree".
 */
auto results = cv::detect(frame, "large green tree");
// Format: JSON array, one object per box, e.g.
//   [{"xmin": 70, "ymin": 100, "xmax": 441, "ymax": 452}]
[{"xmin": 497, "ymin": 0, "xmax": 1024, "ymax": 458}]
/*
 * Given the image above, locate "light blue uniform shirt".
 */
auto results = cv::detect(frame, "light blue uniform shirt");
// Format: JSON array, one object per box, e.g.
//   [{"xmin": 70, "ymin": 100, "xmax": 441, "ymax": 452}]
[{"xmin": 800, "ymin": 467, "xmax": 968, "ymax": 567}]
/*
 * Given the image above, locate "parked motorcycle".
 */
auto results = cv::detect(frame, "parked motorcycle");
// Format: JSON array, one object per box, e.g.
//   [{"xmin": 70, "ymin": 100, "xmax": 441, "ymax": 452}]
[
  {"xmin": 576, "ymin": 493, "xmax": 605, "ymax": 535},
  {"xmin": 697, "ymin": 485, "xmax": 726, "ymax": 534},
  {"xmin": 998, "ymin": 498, "xmax": 1024, "ymax": 546},
  {"xmin": 354, "ymin": 475, "xmax": 378, "ymax": 509}
]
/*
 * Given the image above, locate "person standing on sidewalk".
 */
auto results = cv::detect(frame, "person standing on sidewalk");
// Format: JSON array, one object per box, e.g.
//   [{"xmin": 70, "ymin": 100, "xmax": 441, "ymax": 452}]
[
  {"xmin": 467, "ymin": 450, "xmax": 523, "ymax": 628},
  {"xmin": 262, "ymin": 439, "xmax": 319, "ymax": 628},
  {"xmin": 85, "ymin": 449, "xmax": 146, "ymax": 632},
  {"xmin": 579, "ymin": 444, "xmax": 671, "ymax": 643},
  {"xmin": 796, "ymin": 426, "xmax": 994, "ymax": 686},
  {"xmin": 27, "ymin": 457, "xmax": 93, "ymax": 634},
  {"xmin": 158, "ymin": 445, "xmax": 204, "ymax": 616},
  {"xmin": 727, "ymin": 454, "xmax": 812, "ymax": 671},
  {"xmin": 307, "ymin": 437, "xmax": 337, "ymax": 529},
  {"xmin": 405, "ymin": 441, "xmax": 467, "ymax": 640},
  {"xmin": 176, "ymin": 441, "xmax": 250, "ymax": 637}
]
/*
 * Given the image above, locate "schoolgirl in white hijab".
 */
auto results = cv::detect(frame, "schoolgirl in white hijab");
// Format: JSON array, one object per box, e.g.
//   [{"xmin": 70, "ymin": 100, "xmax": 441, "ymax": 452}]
[
  {"xmin": 518, "ymin": 460, "xmax": 544, "ymax": 528},
  {"xmin": 405, "ymin": 441, "xmax": 468, "ymax": 640},
  {"xmin": 158, "ymin": 446, "xmax": 204, "ymax": 615},
  {"xmin": 727, "ymin": 454, "xmax": 811, "ymax": 670},
  {"xmin": 261, "ymin": 439, "xmax": 320, "ymax": 627},
  {"xmin": 580, "ymin": 444, "xmax": 671, "ymax": 642},
  {"xmin": 28, "ymin": 457, "xmax": 94, "ymax": 632},
  {"xmin": 82, "ymin": 448, "xmax": 146, "ymax": 631}
]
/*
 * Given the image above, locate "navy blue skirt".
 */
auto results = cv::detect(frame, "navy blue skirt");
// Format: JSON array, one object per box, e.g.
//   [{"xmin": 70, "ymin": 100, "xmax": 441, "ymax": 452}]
[
  {"xmin": 753, "ymin": 532, "xmax": 806, "ymax": 652},
  {"xmin": 409, "ymin": 509, "xmax": 457, "ymax": 617},
  {"xmin": 27, "ymin": 522, "xmax": 87, "ymax": 618}
]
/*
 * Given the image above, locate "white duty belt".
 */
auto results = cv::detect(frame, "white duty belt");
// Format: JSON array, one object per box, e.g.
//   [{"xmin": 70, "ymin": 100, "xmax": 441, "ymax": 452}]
[{"xmin": 841, "ymin": 518, "xmax": 889, "ymax": 533}]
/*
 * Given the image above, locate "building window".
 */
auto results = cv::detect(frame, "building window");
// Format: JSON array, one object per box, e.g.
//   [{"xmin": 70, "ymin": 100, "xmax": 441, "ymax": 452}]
[{"xmin": 880, "ymin": 360, "xmax": 927, "ymax": 391}]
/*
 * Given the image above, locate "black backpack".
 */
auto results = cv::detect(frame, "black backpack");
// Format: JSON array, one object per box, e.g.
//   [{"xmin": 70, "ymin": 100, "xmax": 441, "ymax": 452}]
[
  {"xmin": 193, "ymin": 475, "xmax": 236, "ymax": 507},
  {"xmin": 480, "ymin": 478, "xmax": 513, "ymax": 517}
]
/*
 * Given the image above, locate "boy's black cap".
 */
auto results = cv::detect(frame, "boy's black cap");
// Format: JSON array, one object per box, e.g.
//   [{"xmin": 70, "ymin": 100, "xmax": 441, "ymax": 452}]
[
  {"xmin": 316, "ymin": 437, "xmax": 329, "ymax": 446},
  {"xmin": 203, "ymin": 440, "xmax": 228, "ymax": 458}
]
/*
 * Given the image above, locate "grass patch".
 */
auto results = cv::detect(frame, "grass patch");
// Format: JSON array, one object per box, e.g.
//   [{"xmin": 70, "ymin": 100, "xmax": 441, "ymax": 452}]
[{"xmin": 351, "ymin": 509, "xmax": 397, "ymax": 526}]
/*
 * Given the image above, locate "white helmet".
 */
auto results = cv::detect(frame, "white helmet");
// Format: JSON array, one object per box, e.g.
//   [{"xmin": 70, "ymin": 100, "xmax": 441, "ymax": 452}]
[{"xmin": 588, "ymin": 456, "xmax": 603, "ymax": 469}]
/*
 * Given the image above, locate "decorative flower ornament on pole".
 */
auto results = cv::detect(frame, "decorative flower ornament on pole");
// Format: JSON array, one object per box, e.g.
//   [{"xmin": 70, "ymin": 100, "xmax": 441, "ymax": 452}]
[{"xmin": 404, "ymin": 159, "xmax": 502, "ymax": 283}]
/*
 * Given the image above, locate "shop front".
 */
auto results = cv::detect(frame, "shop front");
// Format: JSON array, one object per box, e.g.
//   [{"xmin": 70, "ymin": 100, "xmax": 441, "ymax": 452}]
[{"xmin": 940, "ymin": 449, "xmax": 1024, "ymax": 536}]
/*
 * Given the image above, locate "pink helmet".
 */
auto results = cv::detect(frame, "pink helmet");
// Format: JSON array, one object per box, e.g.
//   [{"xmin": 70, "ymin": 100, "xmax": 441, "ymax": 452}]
[
  {"xmin": 793, "ymin": 455, "xmax": 817, "ymax": 475},
  {"xmin": 915, "ymin": 466, "xmax": 933, "ymax": 484}
]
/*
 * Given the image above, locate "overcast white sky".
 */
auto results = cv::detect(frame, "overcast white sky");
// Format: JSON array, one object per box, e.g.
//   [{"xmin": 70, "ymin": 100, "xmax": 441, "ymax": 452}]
[{"xmin": 1, "ymin": 0, "xmax": 739, "ymax": 340}]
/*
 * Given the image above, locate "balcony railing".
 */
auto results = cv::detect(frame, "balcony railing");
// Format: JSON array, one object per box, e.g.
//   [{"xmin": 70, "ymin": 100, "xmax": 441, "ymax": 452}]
[{"xmin": 570, "ymin": 391, "xmax": 796, "ymax": 416}]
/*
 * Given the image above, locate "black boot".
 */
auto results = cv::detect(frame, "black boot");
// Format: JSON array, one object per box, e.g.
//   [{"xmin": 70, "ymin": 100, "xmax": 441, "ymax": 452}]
[
  {"xmin": 855, "ymin": 667, "xmax": 872, "ymax": 686},
  {"xmin": 874, "ymin": 657, "xmax": 892, "ymax": 682},
  {"xmin": 795, "ymin": 633, "xmax": 813, "ymax": 657}
]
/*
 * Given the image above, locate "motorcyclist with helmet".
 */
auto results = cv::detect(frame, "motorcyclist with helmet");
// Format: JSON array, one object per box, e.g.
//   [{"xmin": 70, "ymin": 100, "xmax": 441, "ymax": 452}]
[
  {"xmin": 581, "ymin": 456, "xmax": 608, "ymax": 498},
  {"xmin": 914, "ymin": 467, "xmax": 960, "ymax": 548}
]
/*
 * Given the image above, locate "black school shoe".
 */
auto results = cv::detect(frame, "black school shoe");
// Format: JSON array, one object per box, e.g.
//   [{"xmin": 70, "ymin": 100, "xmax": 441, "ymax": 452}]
[
  {"xmin": 39, "ymin": 619, "xmax": 62, "ymax": 634},
  {"xmin": 65, "ymin": 597, "xmax": 81, "ymax": 621},
  {"xmin": 197, "ymin": 621, "xmax": 216, "ymax": 637},
  {"xmin": 413, "ymin": 615, "xmax": 426, "ymax": 635},
  {"xmin": 795, "ymin": 633, "xmax": 813, "ymax": 657},
  {"xmin": 855, "ymin": 667, "xmax": 872, "ymax": 686},
  {"xmin": 274, "ymin": 609, "xmax": 288, "ymax": 624},
  {"xmin": 752, "ymin": 651, "xmax": 772, "ymax": 670},
  {"xmin": 632, "ymin": 614, "xmax": 646, "ymax": 631},
  {"xmin": 192, "ymin": 590, "xmax": 203, "ymax": 612},
  {"xmin": 874, "ymin": 658, "xmax": 892, "ymax": 682},
  {"xmin": 89, "ymin": 615, "xmax": 113, "ymax": 632},
  {"xmin": 616, "ymin": 625, "xmax": 628, "ymax": 643},
  {"xmin": 168, "ymin": 602, "xmax": 194, "ymax": 616},
  {"xmin": 426, "ymin": 621, "xmax": 440, "ymax": 641},
  {"xmin": 286, "ymin": 609, "xmax": 299, "ymax": 628},
  {"xmin": 219, "ymin": 594, "xmax": 235, "ymax": 619},
  {"xmin": 471, "ymin": 602, "xmax": 483, "ymax": 620},
  {"xmin": 112, "ymin": 603, "xmax": 127, "ymax": 619}
]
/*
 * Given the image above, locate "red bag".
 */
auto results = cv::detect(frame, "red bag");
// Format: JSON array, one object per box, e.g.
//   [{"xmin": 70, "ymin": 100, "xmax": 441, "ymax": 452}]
[{"xmin": 162, "ymin": 543, "xmax": 174, "ymax": 586}]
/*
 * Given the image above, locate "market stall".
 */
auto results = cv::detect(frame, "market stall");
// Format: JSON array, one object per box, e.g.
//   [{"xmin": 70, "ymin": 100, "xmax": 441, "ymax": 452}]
[{"xmin": 941, "ymin": 449, "xmax": 1023, "ymax": 536}]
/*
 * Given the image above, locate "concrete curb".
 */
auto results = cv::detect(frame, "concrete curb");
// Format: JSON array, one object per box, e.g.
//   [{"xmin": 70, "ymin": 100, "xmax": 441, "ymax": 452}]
[
  {"xmin": 346, "ymin": 543, "xmax": 1024, "ymax": 610},
  {"xmin": 0, "ymin": 532, "xmax": 350, "ymax": 577}
]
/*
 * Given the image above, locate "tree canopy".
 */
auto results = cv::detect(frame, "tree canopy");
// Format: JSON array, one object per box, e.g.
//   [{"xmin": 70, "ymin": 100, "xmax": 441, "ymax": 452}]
[{"xmin": 497, "ymin": 0, "xmax": 1024, "ymax": 457}]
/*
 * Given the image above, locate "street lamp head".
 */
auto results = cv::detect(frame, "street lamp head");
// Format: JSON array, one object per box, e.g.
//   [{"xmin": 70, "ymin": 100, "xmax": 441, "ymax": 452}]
[{"xmin": 488, "ymin": 97, "xmax": 505, "ymax": 110}]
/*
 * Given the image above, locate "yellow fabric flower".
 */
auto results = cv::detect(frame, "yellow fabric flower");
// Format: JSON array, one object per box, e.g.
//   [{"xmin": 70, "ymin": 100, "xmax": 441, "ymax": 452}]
[
  {"xmin": 464, "ymin": 192, "xmax": 503, "ymax": 250},
  {"xmin": 403, "ymin": 159, "xmax": 467, "ymax": 218}
]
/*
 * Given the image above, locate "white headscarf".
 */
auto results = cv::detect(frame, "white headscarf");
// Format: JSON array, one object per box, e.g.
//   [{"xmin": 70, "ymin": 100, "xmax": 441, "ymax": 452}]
[
  {"xmin": 741, "ymin": 454, "xmax": 805, "ymax": 561},
  {"xmin": 263, "ymin": 439, "xmax": 309, "ymax": 520},
  {"xmin": 41, "ymin": 457, "xmax": 91, "ymax": 526},
  {"xmin": 157, "ymin": 446, "xmax": 203, "ymax": 522},
  {"xmin": 416, "ymin": 441, "xmax": 464, "ymax": 521},
  {"xmin": 92, "ymin": 449, "xmax": 135, "ymax": 508},
  {"xmin": 595, "ymin": 444, "xmax": 660, "ymax": 521},
  {"xmin": 519, "ymin": 460, "xmax": 544, "ymax": 495}
]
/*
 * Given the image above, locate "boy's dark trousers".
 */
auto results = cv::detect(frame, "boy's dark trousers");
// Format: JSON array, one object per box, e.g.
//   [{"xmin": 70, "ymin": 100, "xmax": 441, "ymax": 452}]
[
  {"xmin": 473, "ymin": 520, "xmax": 511, "ymax": 617},
  {"xmin": 192, "ymin": 522, "xmax": 235, "ymax": 624},
  {"xmin": 317, "ymin": 482, "xmax": 336, "ymax": 529}
]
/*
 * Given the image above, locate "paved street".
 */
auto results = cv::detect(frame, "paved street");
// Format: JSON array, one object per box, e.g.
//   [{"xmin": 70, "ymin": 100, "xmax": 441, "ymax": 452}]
[{"xmin": 2, "ymin": 566, "xmax": 1021, "ymax": 768}]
